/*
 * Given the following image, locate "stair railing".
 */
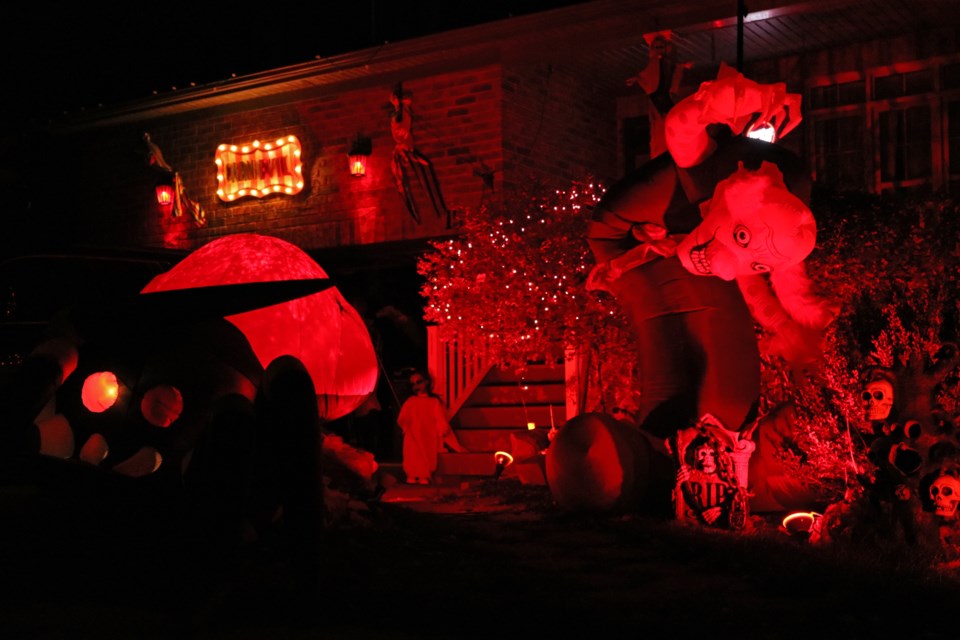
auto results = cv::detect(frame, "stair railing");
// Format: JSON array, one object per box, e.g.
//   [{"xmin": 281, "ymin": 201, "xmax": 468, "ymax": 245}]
[{"xmin": 427, "ymin": 325, "xmax": 493, "ymax": 418}]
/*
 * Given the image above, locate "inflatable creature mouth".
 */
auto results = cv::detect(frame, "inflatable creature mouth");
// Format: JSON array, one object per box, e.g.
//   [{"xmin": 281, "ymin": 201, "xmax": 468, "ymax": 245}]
[{"xmin": 687, "ymin": 238, "xmax": 713, "ymax": 275}]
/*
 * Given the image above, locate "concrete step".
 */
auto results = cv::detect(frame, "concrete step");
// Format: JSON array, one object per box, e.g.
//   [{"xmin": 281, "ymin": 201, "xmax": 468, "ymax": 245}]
[
  {"xmin": 455, "ymin": 427, "xmax": 552, "ymax": 453},
  {"xmin": 466, "ymin": 382, "xmax": 565, "ymax": 407},
  {"xmin": 483, "ymin": 363, "xmax": 565, "ymax": 384},
  {"xmin": 455, "ymin": 404, "xmax": 565, "ymax": 430},
  {"xmin": 437, "ymin": 452, "xmax": 497, "ymax": 476},
  {"xmin": 437, "ymin": 450, "xmax": 549, "ymax": 483}
]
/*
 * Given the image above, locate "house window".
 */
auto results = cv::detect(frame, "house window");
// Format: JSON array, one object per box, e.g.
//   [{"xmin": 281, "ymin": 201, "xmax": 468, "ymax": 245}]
[
  {"xmin": 941, "ymin": 62, "xmax": 960, "ymax": 91},
  {"xmin": 809, "ymin": 80, "xmax": 865, "ymax": 110},
  {"xmin": 874, "ymin": 69, "xmax": 935, "ymax": 100},
  {"xmin": 808, "ymin": 58, "xmax": 960, "ymax": 194},
  {"xmin": 812, "ymin": 115, "xmax": 867, "ymax": 191},
  {"xmin": 878, "ymin": 105, "xmax": 933, "ymax": 186},
  {"xmin": 947, "ymin": 100, "xmax": 960, "ymax": 193}
]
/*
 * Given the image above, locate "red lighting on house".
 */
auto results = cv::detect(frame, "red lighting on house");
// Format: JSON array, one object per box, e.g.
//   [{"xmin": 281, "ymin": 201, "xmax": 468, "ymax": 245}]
[
  {"xmin": 156, "ymin": 182, "xmax": 174, "ymax": 206},
  {"xmin": 349, "ymin": 154, "xmax": 368, "ymax": 177},
  {"xmin": 349, "ymin": 135, "xmax": 372, "ymax": 177}
]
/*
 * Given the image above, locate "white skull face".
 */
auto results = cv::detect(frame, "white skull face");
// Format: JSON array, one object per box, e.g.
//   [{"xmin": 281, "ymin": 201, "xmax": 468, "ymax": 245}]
[
  {"xmin": 862, "ymin": 379, "xmax": 894, "ymax": 421},
  {"xmin": 930, "ymin": 474, "xmax": 960, "ymax": 518},
  {"xmin": 676, "ymin": 162, "xmax": 816, "ymax": 281},
  {"xmin": 695, "ymin": 445, "xmax": 717, "ymax": 474}
]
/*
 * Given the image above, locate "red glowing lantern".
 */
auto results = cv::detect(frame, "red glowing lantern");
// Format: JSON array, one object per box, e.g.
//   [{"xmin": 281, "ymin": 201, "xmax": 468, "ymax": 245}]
[
  {"xmin": 156, "ymin": 181, "xmax": 174, "ymax": 206},
  {"xmin": 348, "ymin": 135, "xmax": 372, "ymax": 177},
  {"xmin": 141, "ymin": 234, "xmax": 378, "ymax": 422}
]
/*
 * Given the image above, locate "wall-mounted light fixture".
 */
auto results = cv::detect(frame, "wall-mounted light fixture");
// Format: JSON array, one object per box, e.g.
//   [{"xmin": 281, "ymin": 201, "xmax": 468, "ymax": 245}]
[
  {"xmin": 155, "ymin": 173, "xmax": 175, "ymax": 206},
  {"xmin": 348, "ymin": 134, "xmax": 372, "ymax": 177}
]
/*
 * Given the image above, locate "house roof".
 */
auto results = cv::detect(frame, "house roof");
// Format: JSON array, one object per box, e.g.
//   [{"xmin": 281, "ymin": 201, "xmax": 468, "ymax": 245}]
[{"xmin": 54, "ymin": 0, "xmax": 959, "ymax": 131}]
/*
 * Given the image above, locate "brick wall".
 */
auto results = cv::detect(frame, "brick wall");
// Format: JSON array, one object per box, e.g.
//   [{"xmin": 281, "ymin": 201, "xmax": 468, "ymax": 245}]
[
  {"xmin": 54, "ymin": 65, "xmax": 504, "ymax": 253},
  {"xmin": 501, "ymin": 58, "xmax": 620, "ymax": 197}
]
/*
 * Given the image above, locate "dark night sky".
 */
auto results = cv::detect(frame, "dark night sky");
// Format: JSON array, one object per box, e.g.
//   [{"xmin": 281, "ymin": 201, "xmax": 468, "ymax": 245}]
[{"xmin": 10, "ymin": 1, "xmax": 590, "ymax": 124}]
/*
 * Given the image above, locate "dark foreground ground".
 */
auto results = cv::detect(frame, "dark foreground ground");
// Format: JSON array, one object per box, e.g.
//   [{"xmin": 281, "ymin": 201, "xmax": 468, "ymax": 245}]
[{"xmin": 3, "ymin": 466, "xmax": 960, "ymax": 640}]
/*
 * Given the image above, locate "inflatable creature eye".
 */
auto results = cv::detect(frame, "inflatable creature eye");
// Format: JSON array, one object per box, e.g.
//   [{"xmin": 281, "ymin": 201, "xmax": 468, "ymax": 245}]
[
  {"xmin": 751, "ymin": 262, "xmax": 771, "ymax": 273},
  {"xmin": 82, "ymin": 371, "xmax": 120, "ymax": 413},
  {"xmin": 733, "ymin": 225, "xmax": 751, "ymax": 248},
  {"xmin": 141, "ymin": 385, "xmax": 184, "ymax": 428}
]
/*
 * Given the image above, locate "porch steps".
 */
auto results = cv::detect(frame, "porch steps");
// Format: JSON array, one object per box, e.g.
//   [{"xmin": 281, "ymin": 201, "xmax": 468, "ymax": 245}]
[{"xmin": 440, "ymin": 362, "xmax": 565, "ymax": 478}]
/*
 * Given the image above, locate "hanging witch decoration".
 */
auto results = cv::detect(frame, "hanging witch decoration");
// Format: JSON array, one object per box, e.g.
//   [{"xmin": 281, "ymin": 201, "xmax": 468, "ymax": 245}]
[
  {"xmin": 390, "ymin": 83, "xmax": 449, "ymax": 224},
  {"xmin": 143, "ymin": 132, "xmax": 206, "ymax": 227}
]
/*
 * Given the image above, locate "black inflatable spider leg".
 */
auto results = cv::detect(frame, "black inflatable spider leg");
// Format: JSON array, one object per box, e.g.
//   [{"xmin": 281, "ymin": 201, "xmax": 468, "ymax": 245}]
[
  {"xmin": 0, "ymin": 339, "xmax": 77, "ymax": 478},
  {"xmin": 254, "ymin": 355, "xmax": 323, "ymax": 590},
  {"xmin": 182, "ymin": 392, "xmax": 257, "ymax": 564}
]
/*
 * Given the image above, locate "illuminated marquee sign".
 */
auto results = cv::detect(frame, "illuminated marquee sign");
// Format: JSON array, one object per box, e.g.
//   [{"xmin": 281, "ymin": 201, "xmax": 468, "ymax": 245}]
[{"xmin": 215, "ymin": 135, "xmax": 303, "ymax": 202}]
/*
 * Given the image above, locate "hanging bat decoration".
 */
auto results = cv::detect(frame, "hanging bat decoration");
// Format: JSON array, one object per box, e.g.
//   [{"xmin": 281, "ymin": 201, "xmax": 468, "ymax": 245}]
[
  {"xmin": 389, "ymin": 83, "xmax": 449, "ymax": 224},
  {"xmin": 143, "ymin": 132, "xmax": 207, "ymax": 227}
]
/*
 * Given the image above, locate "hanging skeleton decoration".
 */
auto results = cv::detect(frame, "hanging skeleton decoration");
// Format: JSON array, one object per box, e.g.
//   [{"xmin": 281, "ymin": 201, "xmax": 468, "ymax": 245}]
[
  {"xmin": 626, "ymin": 32, "xmax": 690, "ymax": 158},
  {"xmin": 390, "ymin": 83, "xmax": 449, "ymax": 224},
  {"xmin": 143, "ymin": 132, "xmax": 206, "ymax": 227}
]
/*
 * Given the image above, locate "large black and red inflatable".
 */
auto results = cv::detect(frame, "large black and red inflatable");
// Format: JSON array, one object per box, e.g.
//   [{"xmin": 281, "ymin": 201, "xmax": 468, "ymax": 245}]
[
  {"xmin": 0, "ymin": 234, "xmax": 378, "ymax": 568},
  {"xmin": 547, "ymin": 65, "xmax": 835, "ymax": 515}
]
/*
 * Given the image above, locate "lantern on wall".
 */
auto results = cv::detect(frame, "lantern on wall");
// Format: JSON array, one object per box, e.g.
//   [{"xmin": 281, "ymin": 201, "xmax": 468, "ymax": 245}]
[
  {"xmin": 348, "ymin": 135, "xmax": 372, "ymax": 177},
  {"xmin": 155, "ymin": 173, "xmax": 175, "ymax": 206}
]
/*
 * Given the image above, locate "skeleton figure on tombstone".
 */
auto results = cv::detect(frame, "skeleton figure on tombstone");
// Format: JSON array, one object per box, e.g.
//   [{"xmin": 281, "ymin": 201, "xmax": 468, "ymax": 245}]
[{"xmin": 669, "ymin": 415, "xmax": 751, "ymax": 529}]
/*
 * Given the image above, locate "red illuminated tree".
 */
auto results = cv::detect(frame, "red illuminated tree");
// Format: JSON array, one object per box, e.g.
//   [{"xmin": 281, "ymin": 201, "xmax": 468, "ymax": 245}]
[{"xmin": 417, "ymin": 178, "xmax": 640, "ymax": 411}]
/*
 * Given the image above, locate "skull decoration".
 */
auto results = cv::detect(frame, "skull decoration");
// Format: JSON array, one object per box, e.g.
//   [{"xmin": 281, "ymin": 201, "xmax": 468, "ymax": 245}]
[
  {"xmin": 676, "ymin": 162, "xmax": 817, "ymax": 281},
  {"xmin": 694, "ymin": 444, "xmax": 718, "ymax": 475},
  {"xmin": 862, "ymin": 379, "xmax": 894, "ymax": 422},
  {"xmin": 930, "ymin": 473, "xmax": 960, "ymax": 518}
]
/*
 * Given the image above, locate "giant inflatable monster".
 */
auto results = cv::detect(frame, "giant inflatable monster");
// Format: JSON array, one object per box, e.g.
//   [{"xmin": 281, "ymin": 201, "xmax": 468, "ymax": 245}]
[
  {"xmin": 0, "ymin": 234, "xmax": 378, "ymax": 555},
  {"xmin": 547, "ymin": 65, "xmax": 834, "ymax": 515}
]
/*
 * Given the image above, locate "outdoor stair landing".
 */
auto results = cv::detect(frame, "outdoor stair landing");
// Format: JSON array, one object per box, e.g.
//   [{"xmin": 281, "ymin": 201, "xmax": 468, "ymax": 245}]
[{"xmin": 440, "ymin": 362, "xmax": 565, "ymax": 478}]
